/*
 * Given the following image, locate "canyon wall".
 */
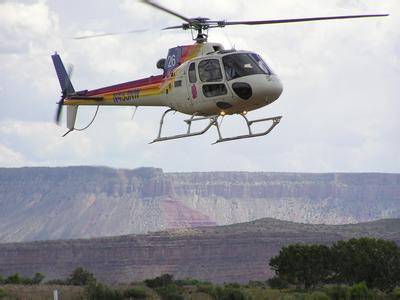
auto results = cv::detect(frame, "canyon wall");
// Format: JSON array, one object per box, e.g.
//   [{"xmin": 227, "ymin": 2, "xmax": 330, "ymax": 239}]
[{"xmin": 0, "ymin": 167, "xmax": 399, "ymax": 242}]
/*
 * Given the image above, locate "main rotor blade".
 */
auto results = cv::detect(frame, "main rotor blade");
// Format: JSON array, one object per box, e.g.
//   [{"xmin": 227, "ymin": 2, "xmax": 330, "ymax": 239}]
[
  {"xmin": 223, "ymin": 14, "xmax": 389, "ymax": 26},
  {"xmin": 74, "ymin": 29, "xmax": 147, "ymax": 40},
  {"xmin": 163, "ymin": 25, "xmax": 185, "ymax": 30},
  {"xmin": 141, "ymin": 0, "xmax": 190, "ymax": 22}
]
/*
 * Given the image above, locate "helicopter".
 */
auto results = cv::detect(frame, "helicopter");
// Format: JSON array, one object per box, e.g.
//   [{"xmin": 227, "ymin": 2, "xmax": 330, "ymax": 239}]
[{"xmin": 52, "ymin": 0, "xmax": 388, "ymax": 144}]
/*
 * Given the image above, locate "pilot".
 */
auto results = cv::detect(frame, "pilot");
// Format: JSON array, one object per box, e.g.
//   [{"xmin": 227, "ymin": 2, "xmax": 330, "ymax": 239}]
[{"xmin": 224, "ymin": 57, "xmax": 238, "ymax": 80}]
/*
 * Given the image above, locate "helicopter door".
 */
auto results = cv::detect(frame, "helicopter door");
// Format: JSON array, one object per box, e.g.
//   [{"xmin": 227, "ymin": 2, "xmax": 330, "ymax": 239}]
[
  {"xmin": 197, "ymin": 58, "xmax": 232, "ymax": 110},
  {"xmin": 187, "ymin": 62, "xmax": 199, "ymax": 104}
]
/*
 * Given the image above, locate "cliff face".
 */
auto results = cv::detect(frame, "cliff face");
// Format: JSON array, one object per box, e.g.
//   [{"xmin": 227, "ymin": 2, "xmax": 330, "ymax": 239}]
[
  {"xmin": 0, "ymin": 218, "xmax": 399, "ymax": 283},
  {"xmin": 0, "ymin": 167, "xmax": 399, "ymax": 242}
]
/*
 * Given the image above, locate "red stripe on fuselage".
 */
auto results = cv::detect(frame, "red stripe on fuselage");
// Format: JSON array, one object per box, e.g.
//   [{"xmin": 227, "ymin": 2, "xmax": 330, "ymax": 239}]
[{"xmin": 86, "ymin": 75, "xmax": 164, "ymax": 96}]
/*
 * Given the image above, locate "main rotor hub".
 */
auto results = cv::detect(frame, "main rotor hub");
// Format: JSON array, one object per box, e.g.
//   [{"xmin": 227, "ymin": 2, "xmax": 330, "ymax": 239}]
[{"xmin": 184, "ymin": 17, "xmax": 214, "ymax": 43}]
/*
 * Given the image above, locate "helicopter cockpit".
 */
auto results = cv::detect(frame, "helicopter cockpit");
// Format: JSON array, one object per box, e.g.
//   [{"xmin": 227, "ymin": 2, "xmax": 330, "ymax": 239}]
[{"xmin": 222, "ymin": 52, "xmax": 273, "ymax": 80}]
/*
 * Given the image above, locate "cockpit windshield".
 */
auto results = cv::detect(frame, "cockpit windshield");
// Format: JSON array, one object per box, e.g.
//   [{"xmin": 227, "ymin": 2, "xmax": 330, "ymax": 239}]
[{"xmin": 222, "ymin": 53, "xmax": 272, "ymax": 81}]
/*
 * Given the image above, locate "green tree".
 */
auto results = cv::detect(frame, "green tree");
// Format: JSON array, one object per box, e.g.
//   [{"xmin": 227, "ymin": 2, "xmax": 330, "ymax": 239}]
[
  {"xmin": 269, "ymin": 244, "xmax": 332, "ymax": 289},
  {"xmin": 67, "ymin": 267, "xmax": 96, "ymax": 286},
  {"xmin": 331, "ymin": 237, "xmax": 400, "ymax": 291}
]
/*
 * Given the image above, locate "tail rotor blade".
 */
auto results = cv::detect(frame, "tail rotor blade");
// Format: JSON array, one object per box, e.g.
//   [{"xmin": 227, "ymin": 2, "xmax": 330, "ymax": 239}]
[{"xmin": 55, "ymin": 100, "xmax": 63, "ymax": 124}]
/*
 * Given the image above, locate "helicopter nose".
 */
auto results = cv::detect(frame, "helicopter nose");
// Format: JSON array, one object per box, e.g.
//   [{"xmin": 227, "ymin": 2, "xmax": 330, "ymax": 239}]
[
  {"xmin": 267, "ymin": 76, "xmax": 283, "ymax": 102},
  {"xmin": 231, "ymin": 75, "xmax": 283, "ymax": 103}
]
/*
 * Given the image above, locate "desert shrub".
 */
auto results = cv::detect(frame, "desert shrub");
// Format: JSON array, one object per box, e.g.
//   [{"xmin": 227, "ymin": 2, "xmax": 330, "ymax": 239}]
[
  {"xmin": 323, "ymin": 285, "xmax": 349, "ymax": 300},
  {"xmin": 174, "ymin": 278, "xmax": 210, "ymax": 286},
  {"xmin": 123, "ymin": 287, "xmax": 147, "ymax": 299},
  {"xmin": 0, "ymin": 289, "xmax": 7, "ymax": 299},
  {"xmin": 155, "ymin": 284, "xmax": 184, "ymax": 300},
  {"xmin": 392, "ymin": 287, "xmax": 400, "ymax": 299},
  {"xmin": 220, "ymin": 286, "xmax": 251, "ymax": 300},
  {"xmin": 369, "ymin": 288, "xmax": 387, "ymax": 299},
  {"xmin": 85, "ymin": 282, "xmax": 123, "ymax": 300},
  {"xmin": 348, "ymin": 282, "xmax": 369, "ymax": 300},
  {"xmin": 46, "ymin": 278, "xmax": 68, "ymax": 285},
  {"xmin": 199, "ymin": 285, "xmax": 252, "ymax": 300},
  {"xmin": 144, "ymin": 274, "xmax": 173, "ymax": 289},
  {"xmin": 197, "ymin": 284, "xmax": 216, "ymax": 296},
  {"xmin": 1, "ymin": 272, "xmax": 45, "ymax": 285},
  {"xmin": 247, "ymin": 280, "xmax": 266, "ymax": 288},
  {"xmin": 268, "ymin": 276, "xmax": 289, "ymax": 289},
  {"xmin": 224, "ymin": 283, "xmax": 242, "ymax": 289},
  {"xmin": 67, "ymin": 267, "xmax": 96, "ymax": 286},
  {"xmin": 308, "ymin": 291, "xmax": 330, "ymax": 300},
  {"xmin": 31, "ymin": 272, "xmax": 45, "ymax": 284},
  {"xmin": 5, "ymin": 273, "xmax": 21, "ymax": 284}
]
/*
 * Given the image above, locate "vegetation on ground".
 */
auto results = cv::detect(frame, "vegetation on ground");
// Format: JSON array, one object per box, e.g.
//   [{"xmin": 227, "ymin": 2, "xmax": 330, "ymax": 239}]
[
  {"xmin": 1, "ymin": 237, "xmax": 400, "ymax": 299},
  {"xmin": 270, "ymin": 237, "xmax": 400, "ymax": 291}
]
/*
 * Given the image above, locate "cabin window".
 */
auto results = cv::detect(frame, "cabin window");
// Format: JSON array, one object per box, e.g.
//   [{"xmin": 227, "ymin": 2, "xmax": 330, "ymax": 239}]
[
  {"xmin": 188, "ymin": 62, "xmax": 197, "ymax": 83},
  {"xmin": 198, "ymin": 59, "xmax": 223, "ymax": 82},
  {"xmin": 202, "ymin": 84, "xmax": 227, "ymax": 97}
]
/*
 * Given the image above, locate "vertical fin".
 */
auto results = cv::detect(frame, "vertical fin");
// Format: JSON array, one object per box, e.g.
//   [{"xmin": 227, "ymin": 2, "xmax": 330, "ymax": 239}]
[{"xmin": 51, "ymin": 53, "xmax": 75, "ymax": 94}]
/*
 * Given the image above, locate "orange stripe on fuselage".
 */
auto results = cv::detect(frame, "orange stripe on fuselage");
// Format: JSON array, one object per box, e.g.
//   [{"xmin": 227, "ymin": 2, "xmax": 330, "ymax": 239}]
[{"xmin": 86, "ymin": 75, "xmax": 164, "ymax": 97}]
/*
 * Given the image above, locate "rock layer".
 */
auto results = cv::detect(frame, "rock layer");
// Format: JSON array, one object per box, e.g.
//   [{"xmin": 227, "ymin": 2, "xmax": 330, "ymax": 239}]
[
  {"xmin": 0, "ymin": 167, "xmax": 399, "ymax": 242},
  {"xmin": 0, "ymin": 218, "xmax": 399, "ymax": 283}
]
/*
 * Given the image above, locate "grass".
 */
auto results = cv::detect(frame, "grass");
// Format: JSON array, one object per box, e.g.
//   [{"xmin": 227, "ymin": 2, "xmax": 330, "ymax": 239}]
[
  {"xmin": 0, "ymin": 285, "xmax": 85, "ymax": 299},
  {"xmin": 1, "ymin": 283, "xmax": 399, "ymax": 300}
]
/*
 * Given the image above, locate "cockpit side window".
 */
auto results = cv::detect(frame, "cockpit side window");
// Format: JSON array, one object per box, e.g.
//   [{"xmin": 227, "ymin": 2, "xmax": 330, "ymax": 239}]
[
  {"xmin": 249, "ymin": 53, "xmax": 273, "ymax": 75},
  {"xmin": 198, "ymin": 59, "xmax": 223, "ymax": 82},
  {"xmin": 223, "ymin": 53, "xmax": 270, "ymax": 80},
  {"xmin": 188, "ymin": 62, "xmax": 197, "ymax": 83}
]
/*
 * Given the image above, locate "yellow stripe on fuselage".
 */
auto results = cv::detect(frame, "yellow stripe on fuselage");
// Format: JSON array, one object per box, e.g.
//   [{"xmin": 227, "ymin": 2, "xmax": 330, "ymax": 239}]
[{"xmin": 64, "ymin": 78, "xmax": 173, "ymax": 106}]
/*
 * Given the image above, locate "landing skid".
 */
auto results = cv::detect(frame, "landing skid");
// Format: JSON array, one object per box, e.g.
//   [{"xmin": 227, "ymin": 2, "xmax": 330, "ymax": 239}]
[
  {"xmin": 213, "ymin": 114, "xmax": 282, "ymax": 144},
  {"xmin": 150, "ymin": 109, "xmax": 282, "ymax": 144}
]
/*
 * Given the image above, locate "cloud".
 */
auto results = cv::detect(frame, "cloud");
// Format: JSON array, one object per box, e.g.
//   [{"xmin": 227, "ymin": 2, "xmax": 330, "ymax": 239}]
[
  {"xmin": 0, "ymin": 143, "xmax": 24, "ymax": 167},
  {"xmin": 0, "ymin": 0, "xmax": 399, "ymax": 172}
]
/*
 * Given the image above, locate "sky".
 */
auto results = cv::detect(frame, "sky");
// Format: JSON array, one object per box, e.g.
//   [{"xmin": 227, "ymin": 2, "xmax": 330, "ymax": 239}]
[{"xmin": 0, "ymin": 0, "xmax": 399, "ymax": 172}]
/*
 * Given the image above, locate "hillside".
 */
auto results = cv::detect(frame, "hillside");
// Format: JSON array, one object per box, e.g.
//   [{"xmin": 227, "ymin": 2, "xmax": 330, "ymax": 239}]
[
  {"xmin": 0, "ymin": 218, "xmax": 399, "ymax": 283},
  {"xmin": 0, "ymin": 166, "xmax": 399, "ymax": 242}
]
